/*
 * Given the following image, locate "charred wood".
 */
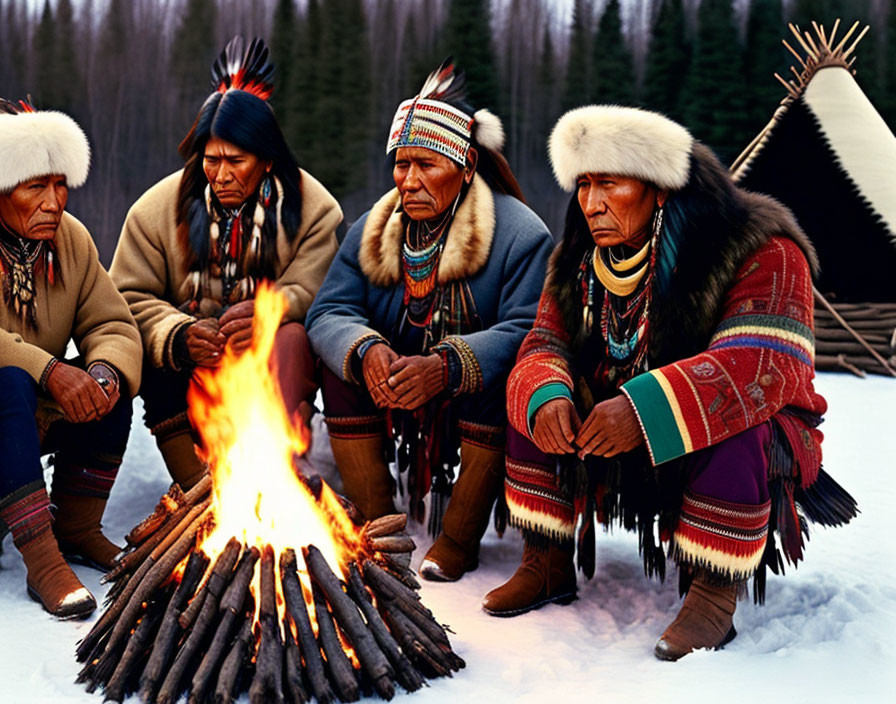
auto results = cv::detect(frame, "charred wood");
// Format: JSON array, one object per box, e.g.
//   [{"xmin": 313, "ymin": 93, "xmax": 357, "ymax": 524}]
[
  {"xmin": 312, "ymin": 582, "xmax": 360, "ymax": 702},
  {"xmin": 280, "ymin": 549, "xmax": 334, "ymax": 704},
  {"xmin": 249, "ymin": 546, "xmax": 284, "ymax": 704},
  {"xmin": 362, "ymin": 514, "xmax": 408, "ymax": 539},
  {"xmin": 139, "ymin": 550, "xmax": 210, "ymax": 703},
  {"xmin": 304, "ymin": 545, "xmax": 394, "ymax": 700},
  {"xmin": 155, "ymin": 538, "xmax": 241, "ymax": 704},
  {"xmin": 282, "ymin": 617, "xmax": 309, "ymax": 704},
  {"xmin": 213, "ymin": 614, "xmax": 254, "ymax": 704}
]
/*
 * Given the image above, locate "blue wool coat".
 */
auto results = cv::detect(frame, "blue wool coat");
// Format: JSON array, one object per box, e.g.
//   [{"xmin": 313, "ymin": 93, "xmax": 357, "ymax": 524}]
[{"xmin": 306, "ymin": 174, "xmax": 553, "ymax": 393}]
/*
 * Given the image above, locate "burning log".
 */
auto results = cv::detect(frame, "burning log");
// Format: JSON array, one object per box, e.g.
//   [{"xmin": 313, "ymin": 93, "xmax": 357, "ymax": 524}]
[
  {"xmin": 282, "ymin": 617, "xmax": 309, "ymax": 704},
  {"xmin": 156, "ymin": 538, "xmax": 242, "ymax": 704},
  {"xmin": 189, "ymin": 545, "xmax": 260, "ymax": 704},
  {"xmin": 304, "ymin": 545, "xmax": 395, "ymax": 700},
  {"xmin": 139, "ymin": 551, "xmax": 210, "ymax": 702},
  {"xmin": 312, "ymin": 581, "xmax": 360, "ymax": 702},
  {"xmin": 281, "ymin": 549, "xmax": 334, "ymax": 704},
  {"xmin": 214, "ymin": 614, "xmax": 255, "ymax": 704},
  {"xmin": 249, "ymin": 546, "xmax": 285, "ymax": 704},
  {"xmin": 363, "ymin": 514, "xmax": 408, "ymax": 539}
]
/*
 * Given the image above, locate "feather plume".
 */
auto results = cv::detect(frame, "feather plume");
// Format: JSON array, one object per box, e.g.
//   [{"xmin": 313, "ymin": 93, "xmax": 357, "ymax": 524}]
[
  {"xmin": 416, "ymin": 56, "xmax": 469, "ymax": 106},
  {"xmin": 210, "ymin": 36, "xmax": 275, "ymax": 101}
]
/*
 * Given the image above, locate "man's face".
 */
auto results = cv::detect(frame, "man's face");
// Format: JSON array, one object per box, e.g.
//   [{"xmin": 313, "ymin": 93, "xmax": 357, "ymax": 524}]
[
  {"xmin": 393, "ymin": 147, "xmax": 469, "ymax": 221},
  {"xmin": 0, "ymin": 174, "xmax": 68, "ymax": 240},
  {"xmin": 202, "ymin": 136, "xmax": 271, "ymax": 208},
  {"xmin": 576, "ymin": 173, "xmax": 664, "ymax": 249}
]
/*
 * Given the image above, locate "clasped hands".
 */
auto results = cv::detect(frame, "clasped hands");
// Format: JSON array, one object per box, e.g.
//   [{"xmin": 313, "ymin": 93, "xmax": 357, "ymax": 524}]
[
  {"xmin": 532, "ymin": 395, "xmax": 643, "ymax": 459},
  {"xmin": 361, "ymin": 343, "xmax": 445, "ymax": 411},
  {"xmin": 184, "ymin": 299, "xmax": 255, "ymax": 367}
]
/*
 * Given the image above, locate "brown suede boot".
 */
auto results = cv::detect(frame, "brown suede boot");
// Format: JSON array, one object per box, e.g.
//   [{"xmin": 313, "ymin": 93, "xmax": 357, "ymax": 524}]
[
  {"xmin": 0, "ymin": 485, "xmax": 95, "ymax": 619},
  {"xmin": 420, "ymin": 440, "xmax": 504, "ymax": 582},
  {"xmin": 654, "ymin": 579, "xmax": 738, "ymax": 661},
  {"xmin": 481, "ymin": 542, "xmax": 577, "ymax": 617},
  {"xmin": 155, "ymin": 427, "xmax": 208, "ymax": 491},
  {"xmin": 328, "ymin": 433, "xmax": 396, "ymax": 521},
  {"xmin": 52, "ymin": 493, "xmax": 121, "ymax": 571}
]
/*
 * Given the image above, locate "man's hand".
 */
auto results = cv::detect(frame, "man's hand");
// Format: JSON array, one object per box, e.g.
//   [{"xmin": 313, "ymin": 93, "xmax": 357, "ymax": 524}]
[
  {"xmin": 185, "ymin": 318, "xmax": 226, "ymax": 366},
  {"xmin": 88, "ymin": 363, "xmax": 121, "ymax": 410},
  {"xmin": 219, "ymin": 300, "xmax": 255, "ymax": 355},
  {"xmin": 386, "ymin": 354, "xmax": 445, "ymax": 410},
  {"xmin": 532, "ymin": 398, "xmax": 581, "ymax": 455},
  {"xmin": 573, "ymin": 395, "xmax": 644, "ymax": 459},
  {"xmin": 46, "ymin": 363, "xmax": 114, "ymax": 423},
  {"xmin": 361, "ymin": 343, "xmax": 401, "ymax": 408}
]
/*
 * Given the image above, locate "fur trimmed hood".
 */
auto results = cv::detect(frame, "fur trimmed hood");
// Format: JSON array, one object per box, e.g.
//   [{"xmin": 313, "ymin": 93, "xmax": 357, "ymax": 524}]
[
  {"xmin": 549, "ymin": 105, "xmax": 693, "ymax": 192},
  {"xmin": 359, "ymin": 173, "xmax": 495, "ymax": 286},
  {"xmin": 0, "ymin": 110, "xmax": 90, "ymax": 192},
  {"xmin": 549, "ymin": 143, "xmax": 818, "ymax": 365}
]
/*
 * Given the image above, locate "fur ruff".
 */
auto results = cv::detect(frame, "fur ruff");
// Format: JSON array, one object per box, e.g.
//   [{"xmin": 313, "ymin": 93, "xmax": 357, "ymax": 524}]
[
  {"xmin": 549, "ymin": 143, "xmax": 818, "ymax": 365},
  {"xmin": 0, "ymin": 111, "xmax": 90, "ymax": 192},
  {"xmin": 549, "ymin": 105, "xmax": 693, "ymax": 192},
  {"xmin": 359, "ymin": 173, "xmax": 495, "ymax": 286}
]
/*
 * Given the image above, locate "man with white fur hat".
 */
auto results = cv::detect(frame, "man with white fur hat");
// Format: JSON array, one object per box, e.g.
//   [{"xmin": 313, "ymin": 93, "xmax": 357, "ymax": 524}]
[
  {"xmin": 0, "ymin": 99, "xmax": 141, "ymax": 618},
  {"xmin": 307, "ymin": 59, "xmax": 553, "ymax": 582},
  {"xmin": 483, "ymin": 104, "xmax": 856, "ymax": 660}
]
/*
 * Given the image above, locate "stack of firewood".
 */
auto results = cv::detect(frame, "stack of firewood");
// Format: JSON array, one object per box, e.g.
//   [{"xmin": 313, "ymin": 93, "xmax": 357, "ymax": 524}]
[
  {"xmin": 75, "ymin": 477, "xmax": 464, "ymax": 704},
  {"xmin": 814, "ymin": 300, "xmax": 896, "ymax": 377}
]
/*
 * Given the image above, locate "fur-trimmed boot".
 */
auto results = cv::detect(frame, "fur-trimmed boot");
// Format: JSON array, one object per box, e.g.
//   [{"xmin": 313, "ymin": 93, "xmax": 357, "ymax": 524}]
[
  {"xmin": 654, "ymin": 579, "xmax": 738, "ymax": 661},
  {"xmin": 420, "ymin": 440, "xmax": 504, "ymax": 582},
  {"xmin": 0, "ymin": 483, "xmax": 96, "ymax": 619},
  {"xmin": 481, "ymin": 541, "xmax": 577, "ymax": 617},
  {"xmin": 327, "ymin": 433, "xmax": 396, "ymax": 521},
  {"xmin": 154, "ymin": 424, "xmax": 207, "ymax": 491}
]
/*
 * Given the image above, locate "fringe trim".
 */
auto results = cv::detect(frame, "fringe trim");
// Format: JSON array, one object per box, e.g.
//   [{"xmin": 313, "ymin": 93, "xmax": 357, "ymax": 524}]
[
  {"xmin": 506, "ymin": 493, "xmax": 575, "ymax": 542},
  {"xmin": 670, "ymin": 533, "xmax": 766, "ymax": 584}
]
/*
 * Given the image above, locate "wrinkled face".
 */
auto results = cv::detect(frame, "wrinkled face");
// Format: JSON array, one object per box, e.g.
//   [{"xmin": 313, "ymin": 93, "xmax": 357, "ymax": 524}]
[
  {"xmin": 203, "ymin": 136, "xmax": 271, "ymax": 208},
  {"xmin": 393, "ymin": 147, "xmax": 472, "ymax": 222},
  {"xmin": 0, "ymin": 174, "xmax": 69, "ymax": 240},
  {"xmin": 576, "ymin": 173, "xmax": 665, "ymax": 249}
]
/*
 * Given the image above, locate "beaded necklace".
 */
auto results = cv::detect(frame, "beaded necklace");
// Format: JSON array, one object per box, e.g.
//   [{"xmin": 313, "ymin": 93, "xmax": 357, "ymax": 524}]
[
  {"xmin": 581, "ymin": 210, "xmax": 662, "ymax": 384},
  {"xmin": 0, "ymin": 224, "xmax": 57, "ymax": 329}
]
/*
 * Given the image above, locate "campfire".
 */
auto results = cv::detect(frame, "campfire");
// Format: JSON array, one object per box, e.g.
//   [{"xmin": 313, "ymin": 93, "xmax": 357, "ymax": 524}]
[{"xmin": 75, "ymin": 284, "xmax": 464, "ymax": 703}]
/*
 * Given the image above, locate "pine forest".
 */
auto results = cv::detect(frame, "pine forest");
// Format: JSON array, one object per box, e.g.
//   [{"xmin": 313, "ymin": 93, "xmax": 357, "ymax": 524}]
[{"xmin": 2, "ymin": 0, "xmax": 894, "ymax": 260}]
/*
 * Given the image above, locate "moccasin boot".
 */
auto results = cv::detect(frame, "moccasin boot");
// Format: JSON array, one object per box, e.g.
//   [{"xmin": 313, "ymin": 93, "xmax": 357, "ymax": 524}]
[
  {"xmin": 156, "ymin": 428, "xmax": 208, "ymax": 491},
  {"xmin": 654, "ymin": 579, "xmax": 738, "ymax": 661},
  {"xmin": 481, "ymin": 542, "xmax": 577, "ymax": 617},
  {"xmin": 328, "ymin": 434, "xmax": 396, "ymax": 521},
  {"xmin": 0, "ymin": 485, "xmax": 95, "ymax": 619},
  {"xmin": 52, "ymin": 492, "xmax": 122, "ymax": 571},
  {"xmin": 421, "ymin": 440, "xmax": 504, "ymax": 582}
]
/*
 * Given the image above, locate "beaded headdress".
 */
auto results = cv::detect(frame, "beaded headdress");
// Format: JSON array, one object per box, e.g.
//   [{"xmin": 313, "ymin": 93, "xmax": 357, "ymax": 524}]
[{"xmin": 387, "ymin": 58, "xmax": 505, "ymax": 166}]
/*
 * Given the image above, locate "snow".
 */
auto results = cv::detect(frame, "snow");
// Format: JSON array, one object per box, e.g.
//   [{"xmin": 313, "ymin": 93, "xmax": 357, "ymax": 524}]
[{"xmin": 1, "ymin": 373, "xmax": 894, "ymax": 703}]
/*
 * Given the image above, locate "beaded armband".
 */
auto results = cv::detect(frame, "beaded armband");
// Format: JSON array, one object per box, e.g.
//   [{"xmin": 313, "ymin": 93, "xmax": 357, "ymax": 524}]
[
  {"xmin": 344, "ymin": 332, "xmax": 389, "ymax": 384},
  {"xmin": 39, "ymin": 357, "xmax": 60, "ymax": 390}
]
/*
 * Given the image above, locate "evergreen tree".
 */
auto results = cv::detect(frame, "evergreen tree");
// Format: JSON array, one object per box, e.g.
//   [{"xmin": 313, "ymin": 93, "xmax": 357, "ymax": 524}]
[
  {"xmin": 591, "ymin": 0, "xmax": 636, "ymax": 105},
  {"xmin": 55, "ymin": 0, "xmax": 83, "ymax": 117},
  {"xmin": 538, "ymin": 24, "xmax": 558, "ymax": 132},
  {"xmin": 32, "ymin": 0, "xmax": 56, "ymax": 108},
  {"xmin": 289, "ymin": 0, "xmax": 321, "ymax": 164},
  {"xmin": 270, "ymin": 0, "xmax": 297, "ymax": 145},
  {"xmin": 745, "ymin": 0, "xmax": 788, "ymax": 131},
  {"xmin": 445, "ymin": 0, "xmax": 499, "ymax": 110},
  {"xmin": 170, "ymin": 0, "xmax": 219, "ymax": 124},
  {"xmin": 563, "ymin": 0, "xmax": 592, "ymax": 111},
  {"xmin": 679, "ymin": 0, "xmax": 751, "ymax": 164},
  {"xmin": 642, "ymin": 0, "xmax": 690, "ymax": 120},
  {"xmin": 2, "ymin": 0, "xmax": 28, "ymax": 100}
]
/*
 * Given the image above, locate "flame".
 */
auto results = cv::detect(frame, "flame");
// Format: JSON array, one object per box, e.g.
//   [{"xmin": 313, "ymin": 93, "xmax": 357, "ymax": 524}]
[{"xmin": 187, "ymin": 282, "xmax": 364, "ymax": 619}]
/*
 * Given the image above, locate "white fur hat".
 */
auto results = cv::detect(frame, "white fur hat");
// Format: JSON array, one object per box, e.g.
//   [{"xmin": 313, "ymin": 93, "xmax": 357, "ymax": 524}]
[
  {"xmin": 548, "ymin": 105, "xmax": 693, "ymax": 192},
  {"xmin": 0, "ymin": 109, "xmax": 91, "ymax": 192}
]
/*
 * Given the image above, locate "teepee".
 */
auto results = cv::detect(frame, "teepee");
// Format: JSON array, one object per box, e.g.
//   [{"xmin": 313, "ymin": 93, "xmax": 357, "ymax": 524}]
[{"xmin": 732, "ymin": 21, "xmax": 896, "ymax": 376}]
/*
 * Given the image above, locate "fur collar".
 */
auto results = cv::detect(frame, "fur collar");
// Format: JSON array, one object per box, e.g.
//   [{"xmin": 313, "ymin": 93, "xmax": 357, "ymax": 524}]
[
  {"xmin": 549, "ymin": 143, "xmax": 818, "ymax": 366},
  {"xmin": 359, "ymin": 173, "xmax": 495, "ymax": 286}
]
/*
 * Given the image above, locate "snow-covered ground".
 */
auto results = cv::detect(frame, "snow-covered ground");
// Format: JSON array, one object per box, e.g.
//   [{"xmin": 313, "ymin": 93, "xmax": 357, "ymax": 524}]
[{"xmin": 1, "ymin": 373, "xmax": 893, "ymax": 703}]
